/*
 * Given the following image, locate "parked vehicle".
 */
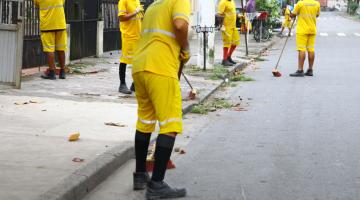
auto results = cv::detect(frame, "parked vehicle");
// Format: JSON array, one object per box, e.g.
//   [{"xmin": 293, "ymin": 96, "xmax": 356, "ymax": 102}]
[{"xmin": 252, "ymin": 11, "xmax": 271, "ymax": 42}]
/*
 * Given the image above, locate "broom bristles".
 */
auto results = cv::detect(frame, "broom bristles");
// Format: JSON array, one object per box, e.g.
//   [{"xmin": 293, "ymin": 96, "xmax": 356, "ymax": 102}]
[{"xmin": 272, "ymin": 70, "xmax": 282, "ymax": 77}]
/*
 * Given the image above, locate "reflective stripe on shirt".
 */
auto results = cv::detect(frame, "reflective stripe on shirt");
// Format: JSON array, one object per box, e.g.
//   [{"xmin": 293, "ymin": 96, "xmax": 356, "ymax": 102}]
[
  {"xmin": 40, "ymin": 4, "xmax": 63, "ymax": 10},
  {"xmin": 142, "ymin": 29, "xmax": 176, "ymax": 38},
  {"xmin": 173, "ymin": 13, "xmax": 189, "ymax": 21}
]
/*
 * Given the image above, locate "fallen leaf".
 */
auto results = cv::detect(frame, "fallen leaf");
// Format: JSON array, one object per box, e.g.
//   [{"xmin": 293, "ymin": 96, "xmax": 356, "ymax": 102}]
[
  {"xmin": 104, "ymin": 122, "xmax": 127, "ymax": 127},
  {"xmin": 29, "ymin": 100, "xmax": 38, "ymax": 104},
  {"xmin": 232, "ymin": 103, "xmax": 241, "ymax": 107},
  {"xmin": 72, "ymin": 158, "xmax": 85, "ymax": 162},
  {"xmin": 14, "ymin": 101, "xmax": 29, "ymax": 105},
  {"xmin": 68, "ymin": 132, "xmax": 80, "ymax": 141},
  {"xmin": 179, "ymin": 149, "xmax": 186, "ymax": 154},
  {"xmin": 41, "ymin": 109, "xmax": 47, "ymax": 112},
  {"xmin": 234, "ymin": 107, "xmax": 247, "ymax": 112},
  {"xmin": 174, "ymin": 147, "xmax": 181, "ymax": 152}
]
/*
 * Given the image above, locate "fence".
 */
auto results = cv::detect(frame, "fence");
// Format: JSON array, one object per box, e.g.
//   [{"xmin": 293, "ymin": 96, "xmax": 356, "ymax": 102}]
[
  {"xmin": 102, "ymin": 0, "xmax": 120, "ymax": 52},
  {"xmin": 0, "ymin": 0, "xmax": 23, "ymax": 88},
  {"xmin": 22, "ymin": 0, "xmax": 46, "ymax": 68}
]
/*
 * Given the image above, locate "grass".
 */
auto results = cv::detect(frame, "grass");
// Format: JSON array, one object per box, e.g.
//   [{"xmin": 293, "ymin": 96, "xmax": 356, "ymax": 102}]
[
  {"xmin": 230, "ymin": 75, "xmax": 254, "ymax": 82},
  {"xmin": 191, "ymin": 98, "xmax": 232, "ymax": 114},
  {"xmin": 212, "ymin": 98, "xmax": 232, "ymax": 109},
  {"xmin": 254, "ymin": 57, "xmax": 268, "ymax": 62},
  {"xmin": 191, "ymin": 104, "xmax": 210, "ymax": 114},
  {"xmin": 205, "ymin": 65, "xmax": 229, "ymax": 80},
  {"xmin": 184, "ymin": 64, "xmax": 202, "ymax": 73}
]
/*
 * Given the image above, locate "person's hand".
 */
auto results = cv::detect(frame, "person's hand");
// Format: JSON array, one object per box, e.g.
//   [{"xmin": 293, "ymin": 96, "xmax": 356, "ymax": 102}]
[
  {"xmin": 134, "ymin": 6, "xmax": 144, "ymax": 14},
  {"xmin": 220, "ymin": 25, "xmax": 226, "ymax": 32},
  {"xmin": 179, "ymin": 48, "xmax": 190, "ymax": 64}
]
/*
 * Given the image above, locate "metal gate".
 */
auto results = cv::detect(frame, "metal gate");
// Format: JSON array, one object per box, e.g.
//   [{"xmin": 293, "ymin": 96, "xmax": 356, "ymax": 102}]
[
  {"xmin": 0, "ymin": 0, "xmax": 24, "ymax": 88},
  {"xmin": 22, "ymin": 0, "xmax": 46, "ymax": 69},
  {"xmin": 102, "ymin": 0, "xmax": 120, "ymax": 52},
  {"xmin": 66, "ymin": 0, "xmax": 100, "ymax": 60}
]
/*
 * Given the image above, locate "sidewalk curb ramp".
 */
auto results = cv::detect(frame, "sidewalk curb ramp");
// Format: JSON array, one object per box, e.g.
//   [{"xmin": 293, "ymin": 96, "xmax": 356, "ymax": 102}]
[{"xmin": 34, "ymin": 38, "xmax": 279, "ymax": 200}]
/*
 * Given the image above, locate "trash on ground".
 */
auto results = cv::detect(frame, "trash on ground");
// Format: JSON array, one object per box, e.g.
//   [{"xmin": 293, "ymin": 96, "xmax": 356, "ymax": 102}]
[
  {"xmin": 234, "ymin": 107, "xmax": 247, "ymax": 112},
  {"xmin": 174, "ymin": 147, "xmax": 181, "ymax": 152},
  {"xmin": 104, "ymin": 122, "xmax": 127, "ymax": 127},
  {"xmin": 179, "ymin": 149, "xmax": 186, "ymax": 154},
  {"xmin": 68, "ymin": 132, "xmax": 80, "ymax": 141},
  {"xmin": 14, "ymin": 100, "xmax": 43, "ymax": 105},
  {"xmin": 72, "ymin": 157, "xmax": 85, "ymax": 163},
  {"xmin": 74, "ymin": 93, "xmax": 101, "ymax": 97}
]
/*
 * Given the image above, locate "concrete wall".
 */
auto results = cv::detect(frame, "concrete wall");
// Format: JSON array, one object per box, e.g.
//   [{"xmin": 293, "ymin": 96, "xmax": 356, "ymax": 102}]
[{"xmin": 327, "ymin": 0, "xmax": 348, "ymax": 11}]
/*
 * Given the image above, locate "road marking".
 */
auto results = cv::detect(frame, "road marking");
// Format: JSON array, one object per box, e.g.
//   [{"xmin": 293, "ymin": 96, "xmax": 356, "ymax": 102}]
[
  {"xmin": 355, "ymin": 33, "xmax": 360, "ymax": 37},
  {"xmin": 337, "ymin": 33, "xmax": 346, "ymax": 37},
  {"xmin": 320, "ymin": 33, "xmax": 328, "ymax": 36}
]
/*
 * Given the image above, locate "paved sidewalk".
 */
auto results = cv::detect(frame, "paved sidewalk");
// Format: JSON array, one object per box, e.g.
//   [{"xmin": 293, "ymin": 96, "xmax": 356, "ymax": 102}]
[{"xmin": 0, "ymin": 32, "xmax": 278, "ymax": 200}]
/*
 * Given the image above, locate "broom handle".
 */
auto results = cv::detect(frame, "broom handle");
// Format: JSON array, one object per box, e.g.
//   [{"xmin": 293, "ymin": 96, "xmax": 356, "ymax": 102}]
[
  {"xmin": 182, "ymin": 72, "xmax": 194, "ymax": 90},
  {"xmin": 274, "ymin": 17, "xmax": 296, "ymax": 70}
]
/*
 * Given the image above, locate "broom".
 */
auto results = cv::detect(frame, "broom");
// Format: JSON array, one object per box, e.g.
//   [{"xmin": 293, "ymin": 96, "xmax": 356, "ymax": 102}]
[
  {"xmin": 182, "ymin": 72, "xmax": 197, "ymax": 100},
  {"xmin": 272, "ymin": 17, "xmax": 296, "ymax": 77},
  {"xmin": 178, "ymin": 61, "xmax": 197, "ymax": 100}
]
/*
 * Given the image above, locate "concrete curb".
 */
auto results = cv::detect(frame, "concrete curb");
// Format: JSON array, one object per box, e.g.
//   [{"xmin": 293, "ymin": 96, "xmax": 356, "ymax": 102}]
[
  {"xmin": 35, "ymin": 142, "xmax": 134, "ymax": 200},
  {"xmin": 34, "ymin": 38, "xmax": 279, "ymax": 200}
]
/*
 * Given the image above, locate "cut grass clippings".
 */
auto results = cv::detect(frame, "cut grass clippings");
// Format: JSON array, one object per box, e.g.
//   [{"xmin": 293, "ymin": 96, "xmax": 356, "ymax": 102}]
[
  {"xmin": 191, "ymin": 98, "xmax": 232, "ymax": 115},
  {"xmin": 206, "ymin": 65, "xmax": 229, "ymax": 80},
  {"xmin": 254, "ymin": 57, "xmax": 268, "ymax": 62},
  {"xmin": 230, "ymin": 75, "xmax": 254, "ymax": 82}
]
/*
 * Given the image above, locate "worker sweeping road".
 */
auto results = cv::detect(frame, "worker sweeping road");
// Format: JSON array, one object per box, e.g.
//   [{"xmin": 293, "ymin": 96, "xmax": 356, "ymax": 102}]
[
  {"xmin": 290, "ymin": 0, "xmax": 320, "ymax": 77},
  {"xmin": 217, "ymin": 0, "xmax": 240, "ymax": 67},
  {"xmin": 117, "ymin": 0, "xmax": 143, "ymax": 94},
  {"xmin": 131, "ymin": 0, "xmax": 190, "ymax": 199},
  {"xmin": 35, "ymin": 0, "xmax": 67, "ymax": 80},
  {"xmin": 278, "ymin": 5, "xmax": 292, "ymax": 37}
]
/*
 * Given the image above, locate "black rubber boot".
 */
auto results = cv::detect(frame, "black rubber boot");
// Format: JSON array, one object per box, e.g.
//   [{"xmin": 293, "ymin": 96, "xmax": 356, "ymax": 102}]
[
  {"xmin": 222, "ymin": 59, "xmax": 234, "ymax": 67},
  {"xmin": 59, "ymin": 68, "xmax": 66, "ymax": 79},
  {"xmin": 133, "ymin": 172, "xmax": 150, "ymax": 190},
  {"xmin": 289, "ymin": 70, "xmax": 305, "ymax": 77},
  {"xmin": 119, "ymin": 83, "xmax": 131, "ymax": 94},
  {"xmin": 130, "ymin": 82, "xmax": 135, "ymax": 92},
  {"xmin": 41, "ymin": 70, "xmax": 56, "ymax": 80},
  {"xmin": 227, "ymin": 57, "xmax": 237, "ymax": 65},
  {"xmin": 146, "ymin": 181, "xmax": 186, "ymax": 200},
  {"xmin": 305, "ymin": 69, "xmax": 313, "ymax": 76}
]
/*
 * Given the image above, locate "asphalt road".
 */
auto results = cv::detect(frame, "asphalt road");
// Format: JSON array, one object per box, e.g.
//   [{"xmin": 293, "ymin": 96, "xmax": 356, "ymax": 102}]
[{"xmin": 83, "ymin": 12, "xmax": 360, "ymax": 200}]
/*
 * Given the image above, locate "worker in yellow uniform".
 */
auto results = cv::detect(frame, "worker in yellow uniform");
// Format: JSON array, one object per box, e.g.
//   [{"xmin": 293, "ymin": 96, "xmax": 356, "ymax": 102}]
[
  {"xmin": 217, "ymin": 0, "xmax": 240, "ymax": 67},
  {"xmin": 131, "ymin": 0, "xmax": 190, "ymax": 199},
  {"xmin": 117, "ymin": 0, "xmax": 143, "ymax": 94},
  {"xmin": 34, "ymin": 0, "xmax": 67, "ymax": 80},
  {"xmin": 278, "ymin": 5, "xmax": 292, "ymax": 37},
  {"xmin": 290, "ymin": 0, "xmax": 320, "ymax": 77}
]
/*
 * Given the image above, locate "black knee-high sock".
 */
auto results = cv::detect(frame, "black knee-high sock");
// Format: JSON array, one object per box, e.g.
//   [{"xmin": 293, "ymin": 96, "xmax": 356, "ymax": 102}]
[
  {"xmin": 119, "ymin": 63, "xmax": 127, "ymax": 84},
  {"xmin": 151, "ymin": 135, "xmax": 175, "ymax": 182},
  {"xmin": 135, "ymin": 130, "xmax": 151, "ymax": 172}
]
